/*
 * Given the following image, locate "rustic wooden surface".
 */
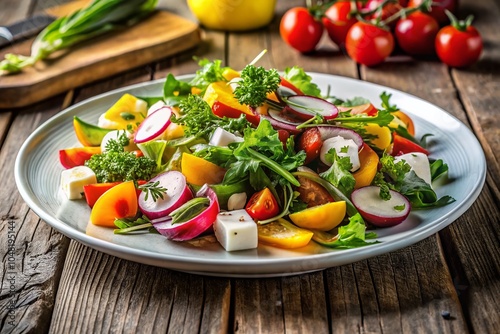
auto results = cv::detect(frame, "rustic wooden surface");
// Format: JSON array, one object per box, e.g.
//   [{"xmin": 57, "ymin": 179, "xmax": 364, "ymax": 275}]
[
  {"xmin": 1, "ymin": 0, "xmax": 499, "ymax": 333},
  {"xmin": 0, "ymin": 0, "xmax": 201, "ymax": 108}
]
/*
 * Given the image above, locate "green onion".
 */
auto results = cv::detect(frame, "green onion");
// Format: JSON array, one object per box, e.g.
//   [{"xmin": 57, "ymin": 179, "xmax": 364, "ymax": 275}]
[{"xmin": 0, "ymin": 0, "xmax": 158, "ymax": 74}]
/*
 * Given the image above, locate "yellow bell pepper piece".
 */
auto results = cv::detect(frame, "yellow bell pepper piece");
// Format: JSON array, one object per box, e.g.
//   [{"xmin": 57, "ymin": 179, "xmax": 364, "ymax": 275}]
[
  {"xmin": 181, "ymin": 153, "xmax": 226, "ymax": 186},
  {"xmin": 352, "ymin": 144, "xmax": 379, "ymax": 189},
  {"xmin": 289, "ymin": 201, "xmax": 346, "ymax": 232},
  {"xmin": 98, "ymin": 94, "xmax": 147, "ymax": 130},
  {"xmin": 364, "ymin": 123, "xmax": 392, "ymax": 150}
]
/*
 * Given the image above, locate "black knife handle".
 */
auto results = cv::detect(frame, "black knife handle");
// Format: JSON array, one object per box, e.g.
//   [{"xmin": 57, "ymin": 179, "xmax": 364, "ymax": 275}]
[{"xmin": 0, "ymin": 14, "xmax": 55, "ymax": 48}]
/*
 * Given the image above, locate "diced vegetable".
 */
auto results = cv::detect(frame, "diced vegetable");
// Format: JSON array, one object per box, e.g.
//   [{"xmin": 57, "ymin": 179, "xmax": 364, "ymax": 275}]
[
  {"xmin": 90, "ymin": 181, "xmax": 138, "ymax": 227},
  {"xmin": 245, "ymin": 188, "xmax": 280, "ymax": 221},
  {"xmin": 181, "ymin": 153, "xmax": 226, "ymax": 186},
  {"xmin": 257, "ymin": 218, "xmax": 313, "ymax": 249},
  {"xmin": 289, "ymin": 201, "xmax": 346, "ymax": 231},
  {"xmin": 134, "ymin": 106, "xmax": 173, "ymax": 143},
  {"xmin": 73, "ymin": 117, "xmax": 112, "ymax": 147},
  {"xmin": 59, "ymin": 147, "xmax": 101, "ymax": 169}
]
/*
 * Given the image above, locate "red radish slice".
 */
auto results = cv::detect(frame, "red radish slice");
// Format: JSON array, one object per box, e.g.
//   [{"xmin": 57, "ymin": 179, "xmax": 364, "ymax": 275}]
[
  {"xmin": 351, "ymin": 186, "xmax": 411, "ymax": 227},
  {"xmin": 284, "ymin": 95, "xmax": 338, "ymax": 121},
  {"xmin": 317, "ymin": 126, "xmax": 364, "ymax": 151},
  {"xmin": 139, "ymin": 171, "xmax": 193, "ymax": 220},
  {"xmin": 261, "ymin": 113, "xmax": 302, "ymax": 135},
  {"xmin": 153, "ymin": 185, "xmax": 220, "ymax": 241},
  {"xmin": 134, "ymin": 106, "xmax": 172, "ymax": 143}
]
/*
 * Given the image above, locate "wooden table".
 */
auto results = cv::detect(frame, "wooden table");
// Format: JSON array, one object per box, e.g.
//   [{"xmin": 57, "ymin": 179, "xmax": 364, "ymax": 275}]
[{"xmin": 1, "ymin": 0, "xmax": 499, "ymax": 332}]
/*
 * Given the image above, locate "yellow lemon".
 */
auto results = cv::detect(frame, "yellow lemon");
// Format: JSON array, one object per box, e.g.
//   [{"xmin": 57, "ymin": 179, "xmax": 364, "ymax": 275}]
[{"xmin": 187, "ymin": 0, "xmax": 277, "ymax": 31}]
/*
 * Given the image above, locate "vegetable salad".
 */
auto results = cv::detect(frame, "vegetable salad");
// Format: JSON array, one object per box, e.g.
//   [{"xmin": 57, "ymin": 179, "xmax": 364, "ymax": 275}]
[{"xmin": 59, "ymin": 54, "xmax": 454, "ymax": 252}]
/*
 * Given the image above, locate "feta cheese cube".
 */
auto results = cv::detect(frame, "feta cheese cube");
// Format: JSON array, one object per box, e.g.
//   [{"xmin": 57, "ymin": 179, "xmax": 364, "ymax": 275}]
[
  {"xmin": 320, "ymin": 136, "xmax": 361, "ymax": 172},
  {"xmin": 61, "ymin": 166, "xmax": 97, "ymax": 200},
  {"xmin": 395, "ymin": 152, "xmax": 432, "ymax": 185},
  {"xmin": 214, "ymin": 210, "xmax": 258, "ymax": 251},
  {"xmin": 209, "ymin": 127, "xmax": 244, "ymax": 147}
]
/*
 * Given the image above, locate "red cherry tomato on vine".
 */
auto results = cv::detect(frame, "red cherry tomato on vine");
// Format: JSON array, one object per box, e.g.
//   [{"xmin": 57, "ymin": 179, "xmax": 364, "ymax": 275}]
[
  {"xmin": 395, "ymin": 12, "xmax": 439, "ymax": 56},
  {"xmin": 345, "ymin": 22, "xmax": 394, "ymax": 66},
  {"xmin": 322, "ymin": 1, "xmax": 357, "ymax": 47},
  {"xmin": 280, "ymin": 7, "xmax": 323, "ymax": 53},
  {"xmin": 435, "ymin": 15, "xmax": 483, "ymax": 68},
  {"xmin": 407, "ymin": 0, "xmax": 458, "ymax": 25},
  {"xmin": 364, "ymin": 0, "xmax": 402, "ymax": 27}
]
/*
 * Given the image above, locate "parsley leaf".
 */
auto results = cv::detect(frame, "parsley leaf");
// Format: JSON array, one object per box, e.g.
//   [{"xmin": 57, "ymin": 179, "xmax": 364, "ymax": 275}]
[
  {"xmin": 234, "ymin": 65, "xmax": 281, "ymax": 107},
  {"xmin": 189, "ymin": 58, "xmax": 228, "ymax": 93},
  {"xmin": 320, "ymin": 149, "xmax": 356, "ymax": 196},
  {"xmin": 173, "ymin": 94, "xmax": 251, "ymax": 141}
]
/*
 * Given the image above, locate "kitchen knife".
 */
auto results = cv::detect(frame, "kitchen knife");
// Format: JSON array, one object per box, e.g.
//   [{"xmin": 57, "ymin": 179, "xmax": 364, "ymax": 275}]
[{"xmin": 0, "ymin": 14, "xmax": 56, "ymax": 48}]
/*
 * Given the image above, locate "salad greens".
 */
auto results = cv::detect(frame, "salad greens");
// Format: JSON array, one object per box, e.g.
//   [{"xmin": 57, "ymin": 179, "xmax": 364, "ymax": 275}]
[
  {"xmin": 1, "ymin": 0, "xmax": 158, "ymax": 74},
  {"xmin": 69, "ymin": 55, "xmax": 457, "ymax": 250}
]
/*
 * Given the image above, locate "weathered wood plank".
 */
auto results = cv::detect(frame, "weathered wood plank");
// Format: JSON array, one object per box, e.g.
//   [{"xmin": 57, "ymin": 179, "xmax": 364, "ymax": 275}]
[
  {"xmin": 0, "ymin": 97, "xmax": 70, "ymax": 334},
  {"xmin": 439, "ymin": 0, "xmax": 500, "ymax": 331}
]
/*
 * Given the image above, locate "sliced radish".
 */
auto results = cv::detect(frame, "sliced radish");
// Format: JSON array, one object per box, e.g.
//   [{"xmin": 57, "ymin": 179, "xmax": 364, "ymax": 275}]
[
  {"xmin": 261, "ymin": 112, "xmax": 302, "ymax": 135},
  {"xmin": 351, "ymin": 186, "xmax": 411, "ymax": 227},
  {"xmin": 134, "ymin": 106, "xmax": 172, "ymax": 143},
  {"xmin": 139, "ymin": 171, "xmax": 193, "ymax": 220},
  {"xmin": 317, "ymin": 126, "xmax": 364, "ymax": 151},
  {"xmin": 152, "ymin": 185, "xmax": 220, "ymax": 241},
  {"xmin": 284, "ymin": 95, "xmax": 338, "ymax": 121}
]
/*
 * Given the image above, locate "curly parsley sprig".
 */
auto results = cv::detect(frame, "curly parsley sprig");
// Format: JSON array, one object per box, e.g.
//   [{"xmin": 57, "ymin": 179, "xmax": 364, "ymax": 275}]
[{"xmin": 234, "ymin": 65, "xmax": 281, "ymax": 107}]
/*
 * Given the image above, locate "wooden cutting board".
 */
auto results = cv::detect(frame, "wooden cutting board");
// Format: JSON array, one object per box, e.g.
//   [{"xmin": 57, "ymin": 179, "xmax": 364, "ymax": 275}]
[{"xmin": 0, "ymin": 0, "xmax": 201, "ymax": 109}]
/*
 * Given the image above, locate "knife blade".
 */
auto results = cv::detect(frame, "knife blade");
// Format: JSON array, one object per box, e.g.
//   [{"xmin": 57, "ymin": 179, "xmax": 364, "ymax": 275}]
[{"xmin": 0, "ymin": 14, "xmax": 56, "ymax": 49}]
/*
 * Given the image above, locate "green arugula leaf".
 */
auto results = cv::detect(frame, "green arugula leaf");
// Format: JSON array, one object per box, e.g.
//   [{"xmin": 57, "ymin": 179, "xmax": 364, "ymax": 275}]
[
  {"xmin": 312, "ymin": 213, "xmax": 379, "ymax": 249},
  {"xmin": 430, "ymin": 159, "xmax": 449, "ymax": 182}
]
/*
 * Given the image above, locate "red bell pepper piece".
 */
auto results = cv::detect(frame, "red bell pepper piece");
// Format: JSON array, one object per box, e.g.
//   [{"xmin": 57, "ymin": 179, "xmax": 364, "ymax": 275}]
[
  {"xmin": 280, "ymin": 77, "xmax": 304, "ymax": 95},
  {"xmin": 212, "ymin": 101, "xmax": 260, "ymax": 126},
  {"xmin": 59, "ymin": 147, "xmax": 101, "ymax": 169},
  {"xmin": 391, "ymin": 132, "xmax": 429, "ymax": 156},
  {"xmin": 83, "ymin": 182, "xmax": 122, "ymax": 208}
]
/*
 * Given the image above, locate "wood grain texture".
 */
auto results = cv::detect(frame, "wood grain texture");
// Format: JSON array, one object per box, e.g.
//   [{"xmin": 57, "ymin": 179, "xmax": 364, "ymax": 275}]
[
  {"xmin": 0, "ymin": 98, "xmax": 70, "ymax": 334},
  {"xmin": 0, "ymin": 3, "xmax": 201, "ymax": 109}
]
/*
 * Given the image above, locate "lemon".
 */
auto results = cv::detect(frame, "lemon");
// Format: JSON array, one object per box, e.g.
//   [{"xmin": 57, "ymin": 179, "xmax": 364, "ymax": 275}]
[{"xmin": 187, "ymin": 0, "xmax": 277, "ymax": 31}]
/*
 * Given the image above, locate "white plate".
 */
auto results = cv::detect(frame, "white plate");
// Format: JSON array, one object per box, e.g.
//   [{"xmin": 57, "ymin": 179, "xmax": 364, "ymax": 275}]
[{"xmin": 15, "ymin": 73, "xmax": 486, "ymax": 277}]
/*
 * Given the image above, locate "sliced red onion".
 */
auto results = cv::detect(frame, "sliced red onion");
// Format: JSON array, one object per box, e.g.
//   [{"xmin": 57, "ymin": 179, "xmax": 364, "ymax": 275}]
[
  {"xmin": 139, "ymin": 171, "xmax": 193, "ymax": 220},
  {"xmin": 316, "ymin": 126, "xmax": 364, "ymax": 151},
  {"xmin": 284, "ymin": 95, "xmax": 338, "ymax": 121},
  {"xmin": 153, "ymin": 184, "xmax": 220, "ymax": 241},
  {"xmin": 134, "ymin": 106, "xmax": 172, "ymax": 143}
]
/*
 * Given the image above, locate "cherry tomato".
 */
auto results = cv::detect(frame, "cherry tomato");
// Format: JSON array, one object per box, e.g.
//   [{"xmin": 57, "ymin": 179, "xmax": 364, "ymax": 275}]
[
  {"xmin": 407, "ymin": 0, "xmax": 458, "ymax": 25},
  {"xmin": 435, "ymin": 15, "xmax": 482, "ymax": 68},
  {"xmin": 395, "ymin": 12, "xmax": 439, "ymax": 56},
  {"xmin": 322, "ymin": 1, "xmax": 357, "ymax": 47},
  {"xmin": 364, "ymin": 0, "xmax": 402, "ymax": 28},
  {"xmin": 296, "ymin": 127, "xmax": 322, "ymax": 164},
  {"xmin": 280, "ymin": 7, "xmax": 323, "ymax": 53},
  {"xmin": 345, "ymin": 21, "xmax": 394, "ymax": 66},
  {"xmin": 245, "ymin": 188, "xmax": 280, "ymax": 220},
  {"xmin": 391, "ymin": 132, "xmax": 429, "ymax": 156}
]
